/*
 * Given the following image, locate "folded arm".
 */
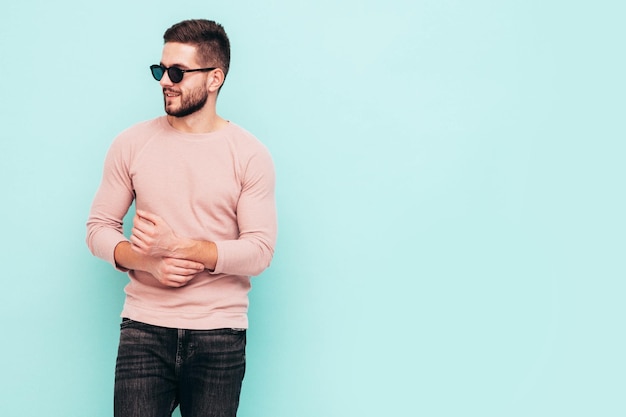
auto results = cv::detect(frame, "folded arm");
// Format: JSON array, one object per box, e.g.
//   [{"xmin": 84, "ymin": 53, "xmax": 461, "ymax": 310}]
[
  {"xmin": 130, "ymin": 209, "xmax": 217, "ymax": 269},
  {"xmin": 114, "ymin": 240, "xmax": 205, "ymax": 287}
]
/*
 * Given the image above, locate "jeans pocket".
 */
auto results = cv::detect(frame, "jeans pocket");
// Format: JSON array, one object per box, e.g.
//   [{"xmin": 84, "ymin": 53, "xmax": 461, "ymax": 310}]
[{"xmin": 119, "ymin": 318, "xmax": 137, "ymax": 330}]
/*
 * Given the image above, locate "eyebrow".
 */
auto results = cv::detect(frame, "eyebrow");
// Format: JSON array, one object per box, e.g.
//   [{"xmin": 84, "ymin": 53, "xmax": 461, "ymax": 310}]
[{"xmin": 160, "ymin": 62, "xmax": 192, "ymax": 69}]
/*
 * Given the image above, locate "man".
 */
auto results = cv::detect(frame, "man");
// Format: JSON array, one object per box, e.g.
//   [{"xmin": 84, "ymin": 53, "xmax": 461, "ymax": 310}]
[{"xmin": 86, "ymin": 19, "xmax": 277, "ymax": 417}]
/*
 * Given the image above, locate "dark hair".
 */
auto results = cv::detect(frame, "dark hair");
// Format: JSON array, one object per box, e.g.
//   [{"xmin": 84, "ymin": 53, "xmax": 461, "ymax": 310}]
[{"xmin": 163, "ymin": 19, "xmax": 231, "ymax": 79}]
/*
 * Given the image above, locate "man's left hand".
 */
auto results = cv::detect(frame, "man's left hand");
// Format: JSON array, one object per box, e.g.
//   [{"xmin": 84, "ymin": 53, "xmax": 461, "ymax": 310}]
[{"xmin": 130, "ymin": 209, "xmax": 181, "ymax": 258}]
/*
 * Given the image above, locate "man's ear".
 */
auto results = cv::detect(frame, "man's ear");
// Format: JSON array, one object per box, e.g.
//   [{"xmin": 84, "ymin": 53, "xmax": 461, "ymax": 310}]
[{"xmin": 207, "ymin": 68, "xmax": 225, "ymax": 93}]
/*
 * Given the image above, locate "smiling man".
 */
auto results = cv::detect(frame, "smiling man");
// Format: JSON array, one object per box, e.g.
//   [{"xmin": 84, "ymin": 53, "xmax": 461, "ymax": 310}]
[{"xmin": 86, "ymin": 19, "xmax": 277, "ymax": 417}]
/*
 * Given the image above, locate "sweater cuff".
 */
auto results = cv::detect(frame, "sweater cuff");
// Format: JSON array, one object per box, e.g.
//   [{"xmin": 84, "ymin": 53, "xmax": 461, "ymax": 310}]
[{"xmin": 93, "ymin": 229, "xmax": 129, "ymax": 270}]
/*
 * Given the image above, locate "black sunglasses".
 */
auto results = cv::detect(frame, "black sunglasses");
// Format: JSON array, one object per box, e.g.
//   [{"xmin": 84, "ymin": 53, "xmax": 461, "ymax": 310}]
[{"xmin": 150, "ymin": 64, "xmax": 216, "ymax": 83}]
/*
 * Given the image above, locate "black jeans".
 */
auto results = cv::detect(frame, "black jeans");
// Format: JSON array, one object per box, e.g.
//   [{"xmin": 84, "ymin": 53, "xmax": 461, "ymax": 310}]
[{"xmin": 114, "ymin": 319, "xmax": 246, "ymax": 417}]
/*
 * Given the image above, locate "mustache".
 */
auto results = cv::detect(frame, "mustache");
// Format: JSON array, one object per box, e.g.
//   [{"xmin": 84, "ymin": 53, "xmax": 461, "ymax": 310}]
[{"xmin": 163, "ymin": 88, "xmax": 181, "ymax": 94}]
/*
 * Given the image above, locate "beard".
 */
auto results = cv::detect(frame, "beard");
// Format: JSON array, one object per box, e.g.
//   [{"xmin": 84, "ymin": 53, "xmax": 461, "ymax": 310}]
[{"xmin": 163, "ymin": 86, "xmax": 209, "ymax": 118}]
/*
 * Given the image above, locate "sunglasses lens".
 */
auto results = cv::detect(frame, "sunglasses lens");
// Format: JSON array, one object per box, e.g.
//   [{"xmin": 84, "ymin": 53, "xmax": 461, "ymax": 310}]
[
  {"xmin": 150, "ymin": 65, "xmax": 164, "ymax": 81},
  {"xmin": 168, "ymin": 67, "xmax": 184, "ymax": 83}
]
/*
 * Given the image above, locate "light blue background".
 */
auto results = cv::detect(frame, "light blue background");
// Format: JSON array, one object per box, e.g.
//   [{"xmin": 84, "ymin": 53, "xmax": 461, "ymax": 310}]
[{"xmin": 1, "ymin": 1, "xmax": 624, "ymax": 416}]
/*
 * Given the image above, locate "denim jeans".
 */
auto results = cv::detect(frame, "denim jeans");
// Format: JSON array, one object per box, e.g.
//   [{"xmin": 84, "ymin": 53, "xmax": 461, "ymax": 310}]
[{"xmin": 114, "ymin": 319, "xmax": 246, "ymax": 417}]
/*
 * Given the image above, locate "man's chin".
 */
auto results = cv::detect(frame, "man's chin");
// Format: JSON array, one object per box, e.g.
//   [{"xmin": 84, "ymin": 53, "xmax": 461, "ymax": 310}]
[
  {"xmin": 165, "ymin": 105, "xmax": 205, "ymax": 118},
  {"xmin": 165, "ymin": 106, "xmax": 187, "ymax": 118}
]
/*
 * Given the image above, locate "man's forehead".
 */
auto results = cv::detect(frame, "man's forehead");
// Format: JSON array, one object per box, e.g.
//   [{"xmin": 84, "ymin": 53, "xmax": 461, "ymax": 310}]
[{"xmin": 161, "ymin": 42, "xmax": 200, "ymax": 66}]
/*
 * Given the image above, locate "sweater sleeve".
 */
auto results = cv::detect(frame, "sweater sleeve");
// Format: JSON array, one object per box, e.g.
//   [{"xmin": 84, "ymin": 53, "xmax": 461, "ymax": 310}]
[
  {"xmin": 85, "ymin": 135, "xmax": 135, "ymax": 268},
  {"xmin": 212, "ymin": 147, "xmax": 277, "ymax": 276}
]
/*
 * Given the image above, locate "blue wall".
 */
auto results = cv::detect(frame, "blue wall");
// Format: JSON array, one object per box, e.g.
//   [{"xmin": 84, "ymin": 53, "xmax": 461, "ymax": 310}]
[{"xmin": 1, "ymin": 1, "xmax": 625, "ymax": 416}]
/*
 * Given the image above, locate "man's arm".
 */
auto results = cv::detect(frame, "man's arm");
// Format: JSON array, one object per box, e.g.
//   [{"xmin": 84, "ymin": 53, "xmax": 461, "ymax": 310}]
[
  {"xmin": 114, "ymin": 240, "xmax": 205, "ymax": 288},
  {"xmin": 87, "ymin": 130, "xmax": 206, "ymax": 287},
  {"xmin": 129, "ymin": 210, "xmax": 218, "ymax": 270}
]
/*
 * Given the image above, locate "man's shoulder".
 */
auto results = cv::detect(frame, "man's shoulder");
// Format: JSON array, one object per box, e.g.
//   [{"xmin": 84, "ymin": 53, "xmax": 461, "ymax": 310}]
[
  {"xmin": 224, "ymin": 122, "xmax": 271, "ymax": 153},
  {"xmin": 110, "ymin": 116, "xmax": 164, "ymax": 147},
  {"xmin": 118, "ymin": 116, "xmax": 164, "ymax": 138}
]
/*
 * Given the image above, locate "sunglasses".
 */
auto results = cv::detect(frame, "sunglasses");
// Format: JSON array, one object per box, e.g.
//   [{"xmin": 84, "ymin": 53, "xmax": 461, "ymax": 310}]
[{"xmin": 150, "ymin": 64, "xmax": 216, "ymax": 83}]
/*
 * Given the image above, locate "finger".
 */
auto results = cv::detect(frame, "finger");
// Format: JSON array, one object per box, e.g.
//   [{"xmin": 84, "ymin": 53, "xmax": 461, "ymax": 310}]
[
  {"xmin": 165, "ymin": 257, "xmax": 205, "ymax": 270},
  {"xmin": 162, "ymin": 259, "xmax": 202, "ymax": 273},
  {"xmin": 129, "ymin": 234, "xmax": 141, "ymax": 247},
  {"xmin": 168, "ymin": 265, "xmax": 203, "ymax": 276},
  {"xmin": 129, "ymin": 233, "xmax": 148, "ymax": 250},
  {"xmin": 131, "ymin": 226, "xmax": 148, "ymax": 241},
  {"xmin": 161, "ymin": 278, "xmax": 187, "ymax": 288},
  {"xmin": 132, "ymin": 218, "xmax": 153, "ymax": 235},
  {"xmin": 132, "ymin": 227, "xmax": 157, "ymax": 249},
  {"xmin": 130, "ymin": 242, "xmax": 148, "ymax": 255},
  {"xmin": 181, "ymin": 261, "xmax": 204, "ymax": 271},
  {"xmin": 162, "ymin": 273, "xmax": 196, "ymax": 287},
  {"xmin": 179, "ymin": 263, "xmax": 205, "ymax": 273},
  {"xmin": 136, "ymin": 210, "xmax": 159, "ymax": 225},
  {"xmin": 166, "ymin": 261, "xmax": 195, "ymax": 272}
]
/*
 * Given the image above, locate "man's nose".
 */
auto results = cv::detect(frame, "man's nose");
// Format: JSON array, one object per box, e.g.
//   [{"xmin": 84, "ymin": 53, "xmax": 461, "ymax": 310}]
[{"xmin": 159, "ymin": 70, "xmax": 174, "ymax": 87}]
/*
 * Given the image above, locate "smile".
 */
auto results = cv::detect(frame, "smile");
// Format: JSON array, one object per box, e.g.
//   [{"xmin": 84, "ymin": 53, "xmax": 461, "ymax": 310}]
[{"xmin": 164, "ymin": 90, "xmax": 181, "ymax": 97}]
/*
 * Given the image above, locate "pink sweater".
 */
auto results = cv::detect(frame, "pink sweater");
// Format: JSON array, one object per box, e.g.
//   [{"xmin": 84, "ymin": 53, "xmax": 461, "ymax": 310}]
[{"xmin": 86, "ymin": 116, "xmax": 277, "ymax": 330}]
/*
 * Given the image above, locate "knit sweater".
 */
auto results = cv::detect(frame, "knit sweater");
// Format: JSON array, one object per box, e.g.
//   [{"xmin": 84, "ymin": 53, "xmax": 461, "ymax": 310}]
[{"xmin": 86, "ymin": 116, "xmax": 277, "ymax": 330}]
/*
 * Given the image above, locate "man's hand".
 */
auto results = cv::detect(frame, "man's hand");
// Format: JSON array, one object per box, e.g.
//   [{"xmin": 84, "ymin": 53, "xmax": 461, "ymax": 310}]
[
  {"xmin": 114, "ymin": 240, "xmax": 205, "ymax": 288},
  {"xmin": 130, "ymin": 210, "xmax": 182, "ymax": 258},
  {"xmin": 147, "ymin": 256, "xmax": 205, "ymax": 288},
  {"xmin": 128, "ymin": 210, "xmax": 206, "ymax": 286},
  {"xmin": 126, "ymin": 209, "xmax": 218, "ymax": 272}
]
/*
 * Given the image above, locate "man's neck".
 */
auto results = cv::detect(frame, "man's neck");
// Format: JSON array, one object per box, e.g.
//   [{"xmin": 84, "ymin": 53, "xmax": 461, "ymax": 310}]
[{"xmin": 167, "ymin": 108, "xmax": 228, "ymax": 134}]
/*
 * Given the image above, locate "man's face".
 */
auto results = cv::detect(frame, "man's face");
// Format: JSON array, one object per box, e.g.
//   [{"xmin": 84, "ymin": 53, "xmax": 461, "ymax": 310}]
[{"xmin": 159, "ymin": 42, "xmax": 210, "ymax": 118}]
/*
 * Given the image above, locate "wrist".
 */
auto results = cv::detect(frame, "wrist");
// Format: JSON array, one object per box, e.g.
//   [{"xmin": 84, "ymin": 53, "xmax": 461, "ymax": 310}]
[
  {"xmin": 115, "ymin": 241, "xmax": 157, "ymax": 273},
  {"xmin": 174, "ymin": 236, "xmax": 196, "ymax": 258},
  {"xmin": 177, "ymin": 238, "xmax": 218, "ymax": 271}
]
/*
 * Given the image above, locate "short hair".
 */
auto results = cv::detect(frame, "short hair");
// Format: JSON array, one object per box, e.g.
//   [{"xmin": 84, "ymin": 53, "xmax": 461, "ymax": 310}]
[{"xmin": 163, "ymin": 19, "xmax": 231, "ymax": 79}]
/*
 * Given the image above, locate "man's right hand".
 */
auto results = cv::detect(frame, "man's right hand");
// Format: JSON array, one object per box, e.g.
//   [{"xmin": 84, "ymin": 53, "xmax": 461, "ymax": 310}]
[
  {"xmin": 114, "ymin": 241, "xmax": 205, "ymax": 288},
  {"xmin": 147, "ymin": 256, "xmax": 205, "ymax": 287}
]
